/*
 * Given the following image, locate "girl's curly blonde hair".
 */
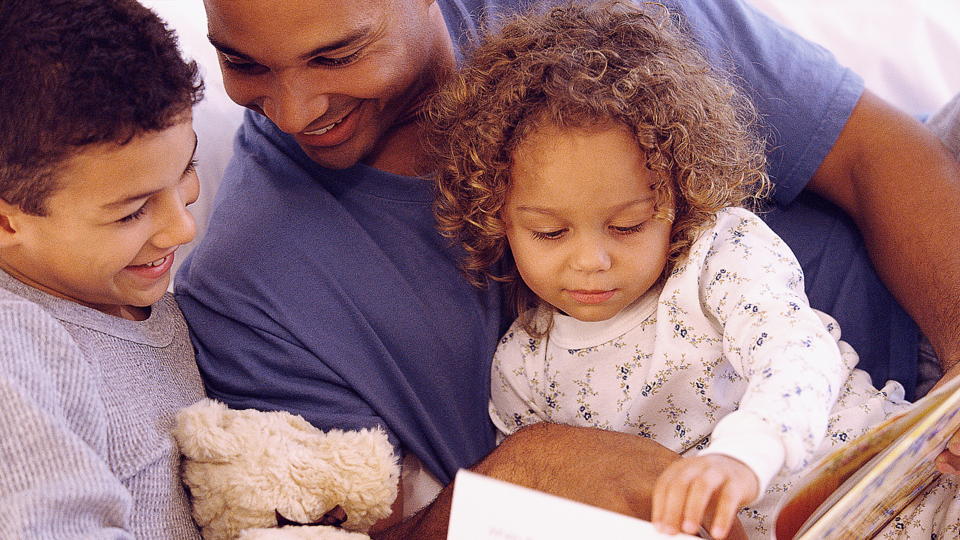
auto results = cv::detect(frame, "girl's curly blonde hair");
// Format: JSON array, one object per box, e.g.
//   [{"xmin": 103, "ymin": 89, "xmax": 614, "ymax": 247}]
[{"xmin": 426, "ymin": 1, "xmax": 770, "ymax": 330}]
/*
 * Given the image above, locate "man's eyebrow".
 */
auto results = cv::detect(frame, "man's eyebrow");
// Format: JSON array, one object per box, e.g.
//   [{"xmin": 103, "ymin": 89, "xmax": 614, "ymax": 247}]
[
  {"xmin": 208, "ymin": 26, "xmax": 372, "ymax": 63},
  {"xmin": 298, "ymin": 27, "xmax": 372, "ymax": 60},
  {"xmin": 207, "ymin": 37, "xmax": 251, "ymax": 60},
  {"xmin": 102, "ymin": 133, "xmax": 199, "ymax": 210}
]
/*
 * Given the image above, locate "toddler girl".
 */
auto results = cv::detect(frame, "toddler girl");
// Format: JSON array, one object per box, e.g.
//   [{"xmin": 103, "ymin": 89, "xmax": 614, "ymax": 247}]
[{"xmin": 426, "ymin": 2, "xmax": 918, "ymax": 538}]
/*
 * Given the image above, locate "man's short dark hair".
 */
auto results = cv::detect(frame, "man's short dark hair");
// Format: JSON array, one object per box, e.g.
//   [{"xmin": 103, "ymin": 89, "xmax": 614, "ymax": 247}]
[{"xmin": 0, "ymin": 0, "xmax": 204, "ymax": 215}]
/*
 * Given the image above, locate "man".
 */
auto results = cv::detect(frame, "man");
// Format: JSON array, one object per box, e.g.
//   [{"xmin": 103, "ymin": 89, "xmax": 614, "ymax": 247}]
[{"xmin": 175, "ymin": 0, "xmax": 960, "ymax": 536}]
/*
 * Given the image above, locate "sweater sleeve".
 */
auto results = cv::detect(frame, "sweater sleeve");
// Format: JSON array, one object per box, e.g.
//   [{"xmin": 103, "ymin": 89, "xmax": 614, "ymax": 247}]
[
  {"xmin": 0, "ymin": 300, "xmax": 135, "ymax": 539},
  {"xmin": 694, "ymin": 209, "xmax": 850, "ymax": 495}
]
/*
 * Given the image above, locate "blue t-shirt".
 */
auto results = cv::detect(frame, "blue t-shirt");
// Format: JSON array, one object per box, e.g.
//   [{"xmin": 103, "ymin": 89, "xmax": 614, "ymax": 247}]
[
  {"xmin": 176, "ymin": 0, "xmax": 918, "ymax": 485},
  {"xmin": 661, "ymin": 1, "xmax": 917, "ymax": 394}
]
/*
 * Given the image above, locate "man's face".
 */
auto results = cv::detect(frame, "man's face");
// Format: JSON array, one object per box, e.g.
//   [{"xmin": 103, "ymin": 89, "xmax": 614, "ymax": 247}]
[{"xmin": 203, "ymin": 0, "xmax": 451, "ymax": 170}]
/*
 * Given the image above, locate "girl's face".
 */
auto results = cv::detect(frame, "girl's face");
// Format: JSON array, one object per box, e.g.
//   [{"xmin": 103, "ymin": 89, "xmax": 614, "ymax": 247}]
[{"xmin": 503, "ymin": 121, "xmax": 672, "ymax": 322}]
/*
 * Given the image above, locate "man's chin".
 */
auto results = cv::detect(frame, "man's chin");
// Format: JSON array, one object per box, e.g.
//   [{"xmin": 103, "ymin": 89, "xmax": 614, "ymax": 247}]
[{"xmin": 301, "ymin": 145, "xmax": 365, "ymax": 171}]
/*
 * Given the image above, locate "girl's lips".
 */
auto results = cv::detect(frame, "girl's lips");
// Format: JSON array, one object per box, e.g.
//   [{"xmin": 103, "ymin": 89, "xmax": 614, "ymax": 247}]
[
  {"xmin": 567, "ymin": 289, "xmax": 616, "ymax": 304},
  {"xmin": 125, "ymin": 252, "xmax": 175, "ymax": 280},
  {"xmin": 295, "ymin": 104, "xmax": 361, "ymax": 148}
]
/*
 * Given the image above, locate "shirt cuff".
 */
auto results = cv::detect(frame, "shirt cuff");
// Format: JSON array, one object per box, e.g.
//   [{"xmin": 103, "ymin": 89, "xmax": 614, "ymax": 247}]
[{"xmin": 697, "ymin": 412, "xmax": 786, "ymax": 500}]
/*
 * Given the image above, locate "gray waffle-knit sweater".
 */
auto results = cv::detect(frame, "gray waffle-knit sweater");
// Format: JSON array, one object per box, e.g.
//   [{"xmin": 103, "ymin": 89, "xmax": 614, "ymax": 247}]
[{"xmin": 0, "ymin": 269, "xmax": 203, "ymax": 539}]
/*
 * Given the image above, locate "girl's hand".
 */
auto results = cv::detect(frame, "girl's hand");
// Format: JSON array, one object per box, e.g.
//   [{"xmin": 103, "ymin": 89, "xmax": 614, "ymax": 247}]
[{"xmin": 650, "ymin": 454, "xmax": 758, "ymax": 540}]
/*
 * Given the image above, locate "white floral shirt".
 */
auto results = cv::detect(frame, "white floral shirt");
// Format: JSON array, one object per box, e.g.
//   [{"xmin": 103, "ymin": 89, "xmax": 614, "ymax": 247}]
[{"xmin": 489, "ymin": 208, "xmax": 907, "ymax": 522}]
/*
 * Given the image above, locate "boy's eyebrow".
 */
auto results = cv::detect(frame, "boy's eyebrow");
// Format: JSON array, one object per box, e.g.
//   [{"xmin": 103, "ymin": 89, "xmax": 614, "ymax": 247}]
[
  {"xmin": 208, "ymin": 26, "xmax": 372, "ymax": 62},
  {"xmin": 102, "ymin": 133, "xmax": 199, "ymax": 210}
]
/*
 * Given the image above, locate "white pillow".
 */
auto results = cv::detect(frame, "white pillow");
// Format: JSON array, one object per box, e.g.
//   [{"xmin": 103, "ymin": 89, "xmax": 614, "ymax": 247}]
[{"xmin": 748, "ymin": 0, "xmax": 960, "ymax": 116}]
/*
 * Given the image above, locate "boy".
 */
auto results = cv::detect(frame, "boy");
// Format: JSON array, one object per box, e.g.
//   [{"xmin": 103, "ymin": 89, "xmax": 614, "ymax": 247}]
[{"xmin": 0, "ymin": 0, "xmax": 204, "ymax": 537}]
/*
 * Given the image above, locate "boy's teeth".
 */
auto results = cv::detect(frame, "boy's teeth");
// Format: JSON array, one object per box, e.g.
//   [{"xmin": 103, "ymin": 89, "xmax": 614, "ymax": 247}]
[{"xmin": 145, "ymin": 256, "xmax": 166, "ymax": 267}]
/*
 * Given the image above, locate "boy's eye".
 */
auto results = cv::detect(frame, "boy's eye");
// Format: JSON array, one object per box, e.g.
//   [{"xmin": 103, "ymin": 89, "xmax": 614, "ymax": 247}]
[
  {"xmin": 118, "ymin": 204, "xmax": 147, "ymax": 223},
  {"xmin": 531, "ymin": 229, "xmax": 566, "ymax": 240},
  {"xmin": 611, "ymin": 222, "xmax": 647, "ymax": 235}
]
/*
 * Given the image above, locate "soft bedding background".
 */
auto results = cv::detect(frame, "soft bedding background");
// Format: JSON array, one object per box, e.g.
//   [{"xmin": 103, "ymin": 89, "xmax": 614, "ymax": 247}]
[{"xmin": 140, "ymin": 0, "xmax": 960, "ymax": 274}]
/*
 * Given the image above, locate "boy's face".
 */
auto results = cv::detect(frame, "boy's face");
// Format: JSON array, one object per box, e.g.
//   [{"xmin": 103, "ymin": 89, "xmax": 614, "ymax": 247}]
[
  {"xmin": 0, "ymin": 119, "xmax": 198, "ymax": 319},
  {"xmin": 503, "ymin": 122, "xmax": 673, "ymax": 322},
  {"xmin": 203, "ymin": 0, "xmax": 452, "ymax": 171}
]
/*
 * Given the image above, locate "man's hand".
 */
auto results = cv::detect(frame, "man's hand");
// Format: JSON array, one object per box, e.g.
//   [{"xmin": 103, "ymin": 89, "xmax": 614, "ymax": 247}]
[
  {"xmin": 374, "ymin": 423, "xmax": 749, "ymax": 539},
  {"xmin": 651, "ymin": 454, "xmax": 757, "ymax": 540},
  {"xmin": 473, "ymin": 422, "xmax": 681, "ymax": 517}
]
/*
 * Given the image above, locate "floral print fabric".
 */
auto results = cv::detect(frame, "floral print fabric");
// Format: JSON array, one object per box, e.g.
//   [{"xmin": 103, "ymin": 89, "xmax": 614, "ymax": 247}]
[{"xmin": 489, "ymin": 207, "xmax": 932, "ymax": 537}]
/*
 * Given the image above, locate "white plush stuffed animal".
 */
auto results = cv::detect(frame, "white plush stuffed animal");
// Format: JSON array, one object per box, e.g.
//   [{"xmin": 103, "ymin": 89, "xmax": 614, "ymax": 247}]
[{"xmin": 174, "ymin": 399, "xmax": 399, "ymax": 540}]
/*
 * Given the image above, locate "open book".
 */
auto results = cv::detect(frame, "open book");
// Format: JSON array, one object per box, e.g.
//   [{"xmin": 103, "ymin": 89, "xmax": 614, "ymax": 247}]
[
  {"xmin": 774, "ymin": 374, "xmax": 960, "ymax": 539},
  {"xmin": 447, "ymin": 469, "xmax": 700, "ymax": 539}
]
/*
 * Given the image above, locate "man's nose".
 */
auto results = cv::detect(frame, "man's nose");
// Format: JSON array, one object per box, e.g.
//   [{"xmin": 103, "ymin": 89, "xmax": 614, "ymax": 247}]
[{"xmin": 262, "ymin": 72, "xmax": 332, "ymax": 134}]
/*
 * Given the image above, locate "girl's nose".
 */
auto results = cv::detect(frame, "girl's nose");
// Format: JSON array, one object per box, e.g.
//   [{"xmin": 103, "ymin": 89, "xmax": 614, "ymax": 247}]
[{"xmin": 570, "ymin": 239, "xmax": 612, "ymax": 273}]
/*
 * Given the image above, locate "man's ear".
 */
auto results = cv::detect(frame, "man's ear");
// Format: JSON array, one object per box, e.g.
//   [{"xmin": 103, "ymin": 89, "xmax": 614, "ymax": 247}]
[{"xmin": 0, "ymin": 198, "xmax": 24, "ymax": 247}]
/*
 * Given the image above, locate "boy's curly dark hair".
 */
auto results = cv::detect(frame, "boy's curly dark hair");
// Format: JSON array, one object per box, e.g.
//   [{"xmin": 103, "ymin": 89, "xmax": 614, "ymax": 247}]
[
  {"xmin": 426, "ymin": 1, "xmax": 770, "ymax": 327},
  {"xmin": 0, "ymin": 0, "xmax": 204, "ymax": 215}
]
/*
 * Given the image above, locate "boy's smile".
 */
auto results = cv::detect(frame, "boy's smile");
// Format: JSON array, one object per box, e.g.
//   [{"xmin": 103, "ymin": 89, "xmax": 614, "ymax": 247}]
[
  {"xmin": 0, "ymin": 118, "xmax": 198, "ymax": 320},
  {"xmin": 503, "ymin": 121, "xmax": 673, "ymax": 322}
]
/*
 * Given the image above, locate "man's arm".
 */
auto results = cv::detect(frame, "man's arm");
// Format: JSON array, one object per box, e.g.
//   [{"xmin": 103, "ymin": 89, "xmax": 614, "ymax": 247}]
[
  {"xmin": 807, "ymin": 89, "xmax": 960, "ymax": 378},
  {"xmin": 373, "ymin": 423, "xmax": 748, "ymax": 540}
]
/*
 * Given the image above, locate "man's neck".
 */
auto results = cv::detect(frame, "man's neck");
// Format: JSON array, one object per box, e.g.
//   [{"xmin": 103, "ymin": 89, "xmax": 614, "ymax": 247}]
[
  {"xmin": 361, "ymin": 2, "xmax": 455, "ymax": 178},
  {"xmin": 364, "ymin": 119, "xmax": 430, "ymax": 177}
]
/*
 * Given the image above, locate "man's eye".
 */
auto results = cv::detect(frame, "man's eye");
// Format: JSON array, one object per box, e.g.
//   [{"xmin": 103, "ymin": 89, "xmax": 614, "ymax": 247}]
[
  {"xmin": 220, "ymin": 53, "xmax": 262, "ymax": 73},
  {"xmin": 311, "ymin": 50, "xmax": 362, "ymax": 68}
]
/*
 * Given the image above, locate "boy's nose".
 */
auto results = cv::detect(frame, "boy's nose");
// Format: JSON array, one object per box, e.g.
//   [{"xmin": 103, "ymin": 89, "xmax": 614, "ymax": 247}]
[{"xmin": 153, "ymin": 203, "xmax": 197, "ymax": 250}]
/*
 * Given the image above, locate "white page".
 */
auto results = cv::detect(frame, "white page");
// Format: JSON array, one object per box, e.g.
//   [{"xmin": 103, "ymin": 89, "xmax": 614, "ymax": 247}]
[{"xmin": 447, "ymin": 469, "xmax": 701, "ymax": 539}]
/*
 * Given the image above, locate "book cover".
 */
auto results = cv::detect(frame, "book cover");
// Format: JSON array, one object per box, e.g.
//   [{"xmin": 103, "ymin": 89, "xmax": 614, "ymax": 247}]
[{"xmin": 774, "ymin": 375, "xmax": 960, "ymax": 539}]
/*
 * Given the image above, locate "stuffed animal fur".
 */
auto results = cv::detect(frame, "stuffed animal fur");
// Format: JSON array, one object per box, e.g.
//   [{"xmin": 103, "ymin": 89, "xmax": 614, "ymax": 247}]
[{"xmin": 174, "ymin": 399, "xmax": 400, "ymax": 540}]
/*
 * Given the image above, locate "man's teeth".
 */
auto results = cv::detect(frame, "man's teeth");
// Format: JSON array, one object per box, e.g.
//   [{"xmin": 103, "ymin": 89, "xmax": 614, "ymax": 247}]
[{"xmin": 304, "ymin": 118, "xmax": 343, "ymax": 136}]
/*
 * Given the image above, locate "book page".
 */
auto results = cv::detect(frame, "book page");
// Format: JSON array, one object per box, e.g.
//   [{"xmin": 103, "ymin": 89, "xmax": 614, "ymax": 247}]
[
  {"xmin": 447, "ymin": 469, "xmax": 701, "ymax": 539},
  {"xmin": 774, "ymin": 375, "xmax": 960, "ymax": 539}
]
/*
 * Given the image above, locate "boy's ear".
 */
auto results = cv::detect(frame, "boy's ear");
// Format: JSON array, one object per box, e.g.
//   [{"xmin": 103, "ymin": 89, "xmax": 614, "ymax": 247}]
[{"xmin": 0, "ymin": 198, "xmax": 24, "ymax": 247}]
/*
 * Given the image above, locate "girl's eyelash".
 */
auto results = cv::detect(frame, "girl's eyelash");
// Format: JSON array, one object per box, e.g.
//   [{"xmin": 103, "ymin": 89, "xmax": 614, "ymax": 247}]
[
  {"xmin": 531, "ymin": 229, "xmax": 566, "ymax": 240},
  {"xmin": 118, "ymin": 205, "xmax": 147, "ymax": 223},
  {"xmin": 612, "ymin": 222, "xmax": 647, "ymax": 234}
]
